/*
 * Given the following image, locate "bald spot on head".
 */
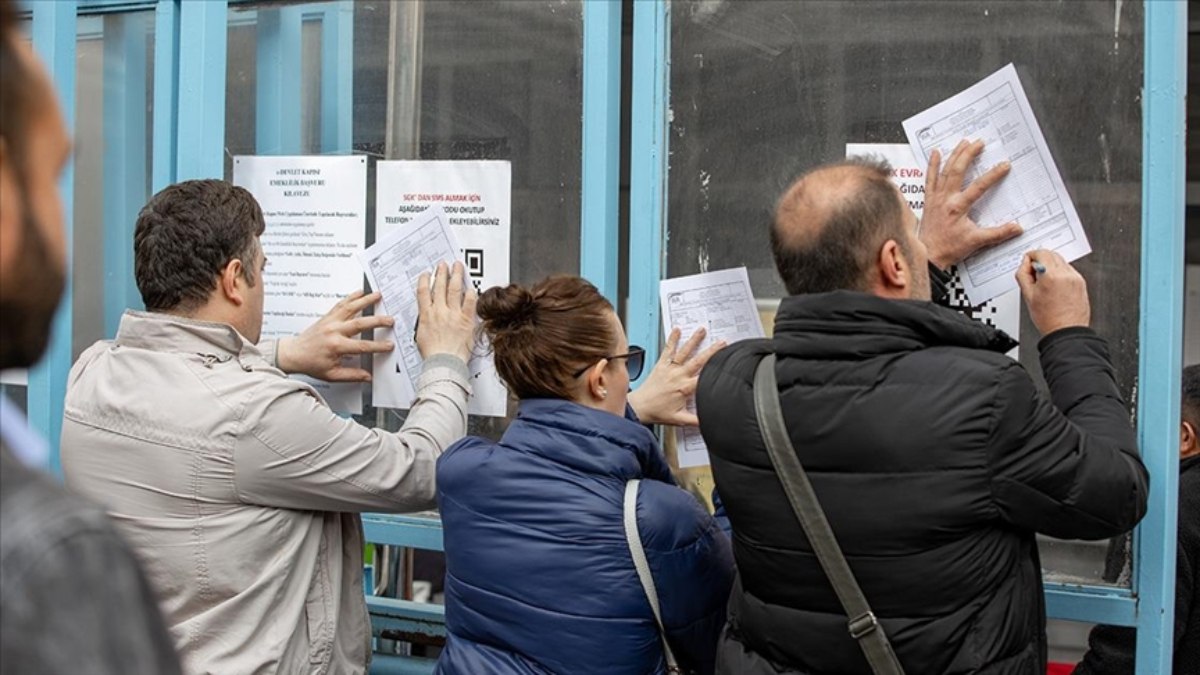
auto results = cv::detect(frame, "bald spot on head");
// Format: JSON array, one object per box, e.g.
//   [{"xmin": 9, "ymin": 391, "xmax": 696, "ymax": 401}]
[
  {"xmin": 773, "ymin": 164, "xmax": 880, "ymax": 252},
  {"xmin": 768, "ymin": 156, "xmax": 911, "ymax": 296}
]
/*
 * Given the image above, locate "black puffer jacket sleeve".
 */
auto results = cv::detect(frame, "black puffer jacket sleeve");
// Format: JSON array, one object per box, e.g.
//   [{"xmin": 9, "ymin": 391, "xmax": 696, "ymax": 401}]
[{"xmin": 986, "ymin": 327, "xmax": 1149, "ymax": 539}]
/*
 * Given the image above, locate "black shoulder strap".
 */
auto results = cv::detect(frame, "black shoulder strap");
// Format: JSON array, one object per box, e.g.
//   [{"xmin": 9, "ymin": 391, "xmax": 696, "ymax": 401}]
[{"xmin": 752, "ymin": 354, "xmax": 905, "ymax": 675}]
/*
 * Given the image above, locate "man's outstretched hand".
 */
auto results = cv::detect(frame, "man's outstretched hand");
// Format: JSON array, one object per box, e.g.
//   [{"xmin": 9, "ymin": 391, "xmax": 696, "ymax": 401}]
[
  {"xmin": 277, "ymin": 290, "xmax": 396, "ymax": 382},
  {"xmin": 921, "ymin": 139, "xmax": 1024, "ymax": 270}
]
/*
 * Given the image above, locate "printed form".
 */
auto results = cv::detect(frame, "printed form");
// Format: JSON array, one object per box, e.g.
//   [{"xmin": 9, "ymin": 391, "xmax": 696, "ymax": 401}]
[
  {"xmin": 660, "ymin": 268, "xmax": 765, "ymax": 468},
  {"xmin": 903, "ymin": 63, "xmax": 1090, "ymax": 304},
  {"xmin": 358, "ymin": 206, "xmax": 507, "ymax": 416}
]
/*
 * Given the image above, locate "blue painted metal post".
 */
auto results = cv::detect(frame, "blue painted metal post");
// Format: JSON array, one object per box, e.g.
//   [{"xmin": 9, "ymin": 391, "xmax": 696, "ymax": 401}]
[
  {"xmin": 626, "ymin": 0, "xmax": 669, "ymax": 384},
  {"xmin": 579, "ymin": 0, "xmax": 621, "ymax": 305},
  {"xmin": 102, "ymin": 12, "xmax": 148, "ymax": 336},
  {"xmin": 152, "ymin": 0, "xmax": 179, "ymax": 192},
  {"xmin": 1134, "ymin": 2, "xmax": 1187, "ymax": 674},
  {"xmin": 176, "ymin": 0, "xmax": 227, "ymax": 180},
  {"xmin": 320, "ymin": 1, "xmax": 354, "ymax": 155},
  {"xmin": 256, "ymin": 5, "xmax": 302, "ymax": 155},
  {"xmin": 27, "ymin": 0, "xmax": 77, "ymax": 475}
]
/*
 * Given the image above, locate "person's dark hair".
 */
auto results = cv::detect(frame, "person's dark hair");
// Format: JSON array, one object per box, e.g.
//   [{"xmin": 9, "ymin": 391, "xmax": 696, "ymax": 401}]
[
  {"xmin": 134, "ymin": 180, "xmax": 266, "ymax": 312},
  {"xmin": 0, "ymin": 0, "xmax": 35, "ymax": 180},
  {"xmin": 478, "ymin": 275, "xmax": 616, "ymax": 400},
  {"xmin": 1183, "ymin": 364, "xmax": 1200, "ymax": 431},
  {"xmin": 770, "ymin": 156, "xmax": 910, "ymax": 295}
]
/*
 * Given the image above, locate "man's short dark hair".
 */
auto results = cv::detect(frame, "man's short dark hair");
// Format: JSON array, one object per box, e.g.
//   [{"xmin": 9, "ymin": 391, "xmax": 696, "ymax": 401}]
[
  {"xmin": 770, "ymin": 156, "xmax": 909, "ymax": 295},
  {"xmin": 1183, "ymin": 364, "xmax": 1200, "ymax": 431},
  {"xmin": 134, "ymin": 180, "xmax": 266, "ymax": 312},
  {"xmin": 0, "ymin": 0, "xmax": 35, "ymax": 181}
]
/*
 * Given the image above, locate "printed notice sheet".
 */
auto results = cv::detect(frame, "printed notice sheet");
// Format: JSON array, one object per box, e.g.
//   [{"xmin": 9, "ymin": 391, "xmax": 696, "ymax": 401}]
[
  {"xmin": 371, "ymin": 161, "xmax": 511, "ymax": 417},
  {"xmin": 358, "ymin": 206, "xmax": 507, "ymax": 417},
  {"xmin": 233, "ymin": 155, "xmax": 367, "ymax": 414},
  {"xmin": 660, "ymin": 268, "xmax": 764, "ymax": 468},
  {"xmin": 902, "ymin": 63, "xmax": 1090, "ymax": 304},
  {"xmin": 846, "ymin": 143, "xmax": 1020, "ymax": 359}
]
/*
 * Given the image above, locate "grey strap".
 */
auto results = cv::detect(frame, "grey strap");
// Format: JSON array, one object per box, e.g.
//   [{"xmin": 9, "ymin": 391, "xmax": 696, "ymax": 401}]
[
  {"xmin": 623, "ymin": 480, "xmax": 683, "ymax": 674},
  {"xmin": 753, "ymin": 355, "xmax": 904, "ymax": 675}
]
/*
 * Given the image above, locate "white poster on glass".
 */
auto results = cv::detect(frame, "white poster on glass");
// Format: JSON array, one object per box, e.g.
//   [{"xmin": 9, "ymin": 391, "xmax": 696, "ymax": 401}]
[
  {"xmin": 659, "ymin": 267, "xmax": 765, "ymax": 468},
  {"xmin": 846, "ymin": 143, "xmax": 1020, "ymax": 359},
  {"xmin": 901, "ymin": 64, "xmax": 1091, "ymax": 304},
  {"xmin": 233, "ymin": 155, "xmax": 368, "ymax": 414},
  {"xmin": 372, "ymin": 160, "xmax": 512, "ymax": 417}
]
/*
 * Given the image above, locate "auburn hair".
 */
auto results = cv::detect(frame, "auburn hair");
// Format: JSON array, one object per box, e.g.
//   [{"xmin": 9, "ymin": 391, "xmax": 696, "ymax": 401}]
[{"xmin": 478, "ymin": 275, "xmax": 616, "ymax": 400}]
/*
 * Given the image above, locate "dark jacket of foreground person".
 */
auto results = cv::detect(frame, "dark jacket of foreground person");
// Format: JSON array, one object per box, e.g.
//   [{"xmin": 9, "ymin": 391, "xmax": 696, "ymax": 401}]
[
  {"xmin": 1073, "ymin": 454, "xmax": 1199, "ymax": 675},
  {"xmin": 0, "ymin": 443, "xmax": 181, "ymax": 674},
  {"xmin": 697, "ymin": 291, "xmax": 1149, "ymax": 675},
  {"xmin": 435, "ymin": 399, "xmax": 734, "ymax": 675}
]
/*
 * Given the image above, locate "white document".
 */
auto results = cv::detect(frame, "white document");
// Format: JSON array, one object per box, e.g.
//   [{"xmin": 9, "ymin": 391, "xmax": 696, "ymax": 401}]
[
  {"xmin": 660, "ymin": 268, "xmax": 765, "ymax": 468},
  {"xmin": 359, "ymin": 206, "xmax": 507, "ymax": 417},
  {"xmin": 233, "ymin": 155, "xmax": 367, "ymax": 414},
  {"xmin": 372, "ymin": 161, "xmax": 511, "ymax": 417},
  {"xmin": 845, "ymin": 143, "xmax": 1020, "ymax": 359},
  {"xmin": 0, "ymin": 369, "xmax": 27, "ymax": 386},
  {"xmin": 902, "ymin": 63, "xmax": 1090, "ymax": 304}
]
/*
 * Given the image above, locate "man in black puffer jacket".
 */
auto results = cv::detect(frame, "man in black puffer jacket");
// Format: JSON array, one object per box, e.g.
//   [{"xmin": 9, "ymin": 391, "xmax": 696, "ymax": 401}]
[{"xmin": 697, "ymin": 147, "xmax": 1150, "ymax": 675}]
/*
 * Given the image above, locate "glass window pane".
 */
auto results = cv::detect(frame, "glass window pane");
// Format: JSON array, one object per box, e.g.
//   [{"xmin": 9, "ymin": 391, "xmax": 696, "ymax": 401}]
[
  {"xmin": 224, "ymin": 1, "xmax": 584, "ymax": 441},
  {"xmin": 667, "ymin": 0, "xmax": 1144, "ymax": 586},
  {"xmin": 73, "ymin": 12, "xmax": 155, "ymax": 359}
]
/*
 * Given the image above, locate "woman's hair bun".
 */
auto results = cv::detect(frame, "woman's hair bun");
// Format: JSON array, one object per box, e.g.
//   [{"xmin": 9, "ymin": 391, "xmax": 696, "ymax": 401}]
[{"xmin": 478, "ymin": 284, "xmax": 538, "ymax": 333}]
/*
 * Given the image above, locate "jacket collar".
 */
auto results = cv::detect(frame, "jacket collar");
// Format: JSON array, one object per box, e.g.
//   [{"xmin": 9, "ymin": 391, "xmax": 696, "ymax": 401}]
[
  {"xmin": 1183, "ymin": 454, "xmax": 1200, "ymax": 476},
  {"xmin": 504, "ymin": 399, "xmax": 673, "ymax": 483},
  {"xmin": 772, "ymin": 290, "xmax": 1017, "ymax": 359},
  {"xmin": 114, "ymin": 310, "xmax": 270, "ymax": 367}
]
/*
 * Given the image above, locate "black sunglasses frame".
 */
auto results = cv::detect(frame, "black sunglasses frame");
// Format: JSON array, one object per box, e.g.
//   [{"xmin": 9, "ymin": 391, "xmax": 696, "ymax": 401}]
[{"xmin": 572, "ymin": 346, "xmax": 645, "ymax": 380}]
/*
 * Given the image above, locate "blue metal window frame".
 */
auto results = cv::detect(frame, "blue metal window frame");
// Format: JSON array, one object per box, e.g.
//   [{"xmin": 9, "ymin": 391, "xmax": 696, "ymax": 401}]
[
  {"xmin": 627, "ymin": 2, "xmax": 1186, "ymax": 673},
  {"xmin": 27, "ymin": 0, "xmax": 77, "ymax": 476},
  {"xmin": 580, "ymin": 0, "xmax": 622, "ymax": 304},
  {"xmin": 22, "ymin": 0, "xmax": 1183, "ymax": 671}
]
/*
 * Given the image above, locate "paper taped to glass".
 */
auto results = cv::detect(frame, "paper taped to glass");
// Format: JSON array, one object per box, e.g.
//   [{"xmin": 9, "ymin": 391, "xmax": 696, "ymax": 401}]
[{"xmin": 903, "ymin": 63, "xmax": 1090, "ymax": 305}]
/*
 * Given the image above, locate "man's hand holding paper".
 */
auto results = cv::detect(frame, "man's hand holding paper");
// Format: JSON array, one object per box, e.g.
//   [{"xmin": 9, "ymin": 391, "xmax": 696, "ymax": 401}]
[{"xmin": 920, "ymin": 139, "xmax": 1023, "ymax": 270}]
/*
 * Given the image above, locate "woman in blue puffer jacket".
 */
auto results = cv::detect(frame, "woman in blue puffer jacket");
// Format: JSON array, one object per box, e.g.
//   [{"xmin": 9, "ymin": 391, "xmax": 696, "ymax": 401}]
[{"xmin": 435, "ymin": 275, "xmax": 735, "ymax": 675}]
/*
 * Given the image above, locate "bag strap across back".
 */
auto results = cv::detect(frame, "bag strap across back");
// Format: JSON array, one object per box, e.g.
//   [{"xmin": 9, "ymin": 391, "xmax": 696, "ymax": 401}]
[
  {"xmin": 623, "ymin": 479, "xmax": 683, "ymax": 674},
  {"xmin": 753, "ymin": 354, "xmax": 905, "ymax": 675}
]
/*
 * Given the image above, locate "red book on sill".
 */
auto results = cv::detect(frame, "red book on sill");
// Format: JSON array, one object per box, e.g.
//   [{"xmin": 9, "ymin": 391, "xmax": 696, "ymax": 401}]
[{"xmin": 1047, "ymin": 664, "xmax": 1074, "ymax": 675}]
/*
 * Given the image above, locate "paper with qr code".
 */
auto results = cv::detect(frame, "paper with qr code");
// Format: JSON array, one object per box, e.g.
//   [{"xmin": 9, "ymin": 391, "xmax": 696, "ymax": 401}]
[
  {"xmin": 371, "ymin": 161, "xmax": 511, "ymax": 416},
  {"xmin": 660, "ymin": 267, "xmax": 765, "ymax": 468},
  {"xmin": 846, "ymin": 143, "xmax": 1020, "ymax": 360}
]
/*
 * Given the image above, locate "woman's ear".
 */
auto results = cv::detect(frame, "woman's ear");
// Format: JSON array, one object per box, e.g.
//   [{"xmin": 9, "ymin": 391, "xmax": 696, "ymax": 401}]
[{"xmin": 585, "ymin": 359, "xmax": 611, "ymax": 401}]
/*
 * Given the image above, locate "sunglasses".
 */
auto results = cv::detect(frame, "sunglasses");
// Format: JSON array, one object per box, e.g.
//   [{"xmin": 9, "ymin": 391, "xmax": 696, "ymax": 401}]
[{"xmin": 572, "ymin": 346, "xmax": 646, "ymax": 381}]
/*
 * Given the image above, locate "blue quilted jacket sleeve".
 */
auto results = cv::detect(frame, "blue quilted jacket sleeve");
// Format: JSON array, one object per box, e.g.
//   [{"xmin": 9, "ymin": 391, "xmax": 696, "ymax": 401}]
[{"xmin": 637, "ymin": 480, "xmax": 735, "ymax": 675}]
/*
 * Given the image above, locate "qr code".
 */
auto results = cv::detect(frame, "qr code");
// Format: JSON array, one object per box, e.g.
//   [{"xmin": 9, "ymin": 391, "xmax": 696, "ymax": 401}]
[
  {"xmin": 464, "ymin": 249, "xmax": 484, "ymax": 277},
  {"xmin": 945, "ymin": 265, "xmax": 1001, "ymax": 328}
]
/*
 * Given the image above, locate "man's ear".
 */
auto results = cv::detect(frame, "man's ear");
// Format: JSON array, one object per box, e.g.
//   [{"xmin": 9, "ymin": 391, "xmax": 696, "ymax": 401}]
[
  {"xmin": 219, "ymin": 259, "xmax": 246, "ymax": 306},
  {"xmin": 878, "ymin": 239, "xmax": 909, "ymax": 291},
  {"xmin": 1182, "ymin": 420, "xmax": 1198, "ymax": 459}
]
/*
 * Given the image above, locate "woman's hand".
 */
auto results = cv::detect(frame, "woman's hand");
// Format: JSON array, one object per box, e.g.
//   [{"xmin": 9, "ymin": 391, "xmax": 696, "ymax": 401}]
[{"xmin": 628, "ymin": 327, "xmax": 726, "ymax": 427}]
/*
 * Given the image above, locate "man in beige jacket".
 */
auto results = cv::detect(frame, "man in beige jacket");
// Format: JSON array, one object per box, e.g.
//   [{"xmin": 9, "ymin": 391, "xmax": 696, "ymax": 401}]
[{"xmin": 60, "ymin": 179, "xmax": 478, "ymax": 675}]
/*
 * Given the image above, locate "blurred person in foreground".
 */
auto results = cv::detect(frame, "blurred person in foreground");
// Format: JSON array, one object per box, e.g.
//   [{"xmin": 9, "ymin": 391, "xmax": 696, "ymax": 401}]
[
  {"xmin": 435, "ymin": 275, "xmax": 735, "ymax": 675},
  {"xmin": 698, "ymin": 146, "xmax": 1150, "ymax": 674},
  {"xmin": 0, "ymin": 0, "xmax": 180, "ymax": 672},
  {"xmin": 1074, "ymin": 364, "xmax": 1200, "ymax": 675}
]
